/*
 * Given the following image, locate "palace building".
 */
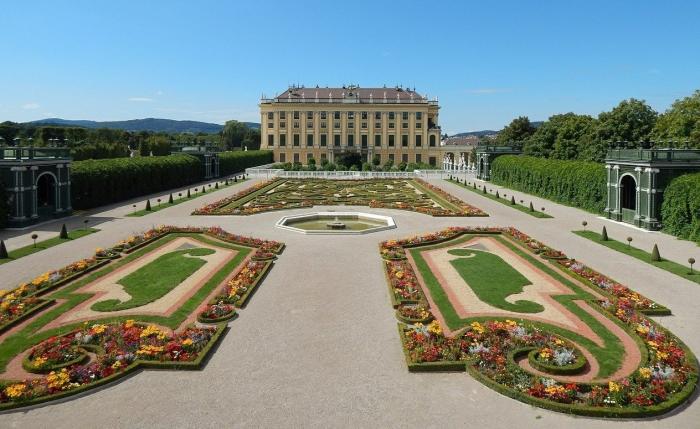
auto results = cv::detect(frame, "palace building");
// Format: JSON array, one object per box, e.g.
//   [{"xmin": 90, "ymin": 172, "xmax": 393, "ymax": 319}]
[{"xmin": 259, "ymin": 85, "xmax": 446, "ymax": 166}]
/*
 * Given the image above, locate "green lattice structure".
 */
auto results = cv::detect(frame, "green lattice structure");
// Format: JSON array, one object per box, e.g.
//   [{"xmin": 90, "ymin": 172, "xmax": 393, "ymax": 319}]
[
  {"xmin": 0, "ymin": 147, "xmax": 72, "ymax": 228},
  {"xmin": 605, "ymin": 148, "xmax": 700, "ymax": 230},
  {"xmin": 474, "ymin": 145, "xmax": 521, "ymax": 181}
]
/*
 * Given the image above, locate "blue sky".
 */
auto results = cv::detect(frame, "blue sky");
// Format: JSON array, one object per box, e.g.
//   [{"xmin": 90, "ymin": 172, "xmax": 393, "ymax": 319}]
[{"xmin": 1, "ymin": 0, "xmax": 699, "ymax": 134}]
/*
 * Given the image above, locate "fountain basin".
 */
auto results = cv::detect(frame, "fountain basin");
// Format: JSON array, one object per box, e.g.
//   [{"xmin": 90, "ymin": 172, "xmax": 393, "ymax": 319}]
[{"xmin": 275, "ymin": 212, "xmax": 396, "ymax": 235}]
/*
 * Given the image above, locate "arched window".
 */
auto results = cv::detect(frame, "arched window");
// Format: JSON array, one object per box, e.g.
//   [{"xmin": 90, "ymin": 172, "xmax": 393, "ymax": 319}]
[{"xmin": 36, "ymin": 173, "xmax": 57, "ymax": 208}]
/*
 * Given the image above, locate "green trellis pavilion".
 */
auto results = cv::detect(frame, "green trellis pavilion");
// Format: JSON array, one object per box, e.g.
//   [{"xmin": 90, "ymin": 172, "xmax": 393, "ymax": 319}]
[
  {"xmin": 0, "ymin": 147, "xmax": 72, "ymax": 228},
  {"xmin": 604, "ymin": 147, "xmax": 700, "ymax": 230}
]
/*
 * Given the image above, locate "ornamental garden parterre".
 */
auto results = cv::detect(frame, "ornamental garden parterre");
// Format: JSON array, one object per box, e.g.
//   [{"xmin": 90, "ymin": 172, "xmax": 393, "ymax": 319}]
[
  {"xmin": 381, "ymin": 227, "xmax": 697, "ymax": 417},
  {"xmin": 192, "ymin": 178, "xmax": 486, "ymax": 217},
  {"xmin": 0, "ymin": 226, "xmax": 283, "ymax": 409}
]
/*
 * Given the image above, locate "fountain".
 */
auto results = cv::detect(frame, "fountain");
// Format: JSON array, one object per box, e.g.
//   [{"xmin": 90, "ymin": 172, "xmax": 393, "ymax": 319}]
[{"xmin": 276, "ymin": 212, "xmax": 396, "ymax": 235}]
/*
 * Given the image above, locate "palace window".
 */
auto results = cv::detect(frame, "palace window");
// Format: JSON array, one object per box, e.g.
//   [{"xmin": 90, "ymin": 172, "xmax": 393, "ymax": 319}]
[
  {"xmin": 334, "ymin": 134, "xmax": 341, "ymax": 147},
  {"xmin": 321, "ymin": 121, "xmax": 327, "ymax": 129},
  {"xmin": 375, "ymin": 122, "xmax": 381, "ymax": 129},
  {"xmin": 280, "ymin": 134, "xmax": 286, "ymax": 146},
  {"xmin": 361, "ymin": 135, "xmax": 368, "ymax": 148},
  {"xmin": 402, "ymin": 112, "xmax": 408, "ymax": 120},
  {"xmin": 267, "ymin": 134, "xmax": 274, "ymax": 146},
  {"xmin": 402, "ymin": 135, "xmax": 408, "ymax": 147},
  {"xmin": 279, "ymin": 153, "xmax": 286, "ymax": 162},
  {"xmin": 348, "ymin": 112, "xmax": 355, "ymax": 120},
  {"xmin": 416, "ymin": 122, "xmax": 422, "ymax": 129},
  {"xmin": 334, "ymin": 111, "xmax": 340, "ymax": 120},
  {"xmin": 389, "ymin": 122, "xmax": 395, "ymax": 129},
  {"xmin": 320, "ymin": 112, "xmax": 327, "ymax": 120},
  {"xmin": 374, "ymin": 135, "xmax": 381, "ymax": 147},
  {"xmin": 348, "ymin": 122, "xmax": 354, "ymax": 129},
  {"xmin": 293, "ymin": 121, "xmax": 299, "ymax": 129},
  {"xmin": 293, "ymin": 134, "xmax": 300, "ymax": 146},
  {"xmin": 416, "ymin": 154, "xmax": 422, "ymax": 163},
  {"xmin": 293, "ymin": 111, "xmax": 300, "ymax": 119},
  {"xmin": 293, "ymin": 153, "xmax": 300, "ymax": 163},
  {"xmin": 389, "ymin": 153, "xmax": 395, "ymax": 162},
  {"xmin": 361, "ymin": 122, "xmax": 367, "ymax": 129},
  {"xmin": 416, "ymin": 112, "xmax": 422, "ymax": 120},
  {"xmin": 361, "ymin": 111, "xmax": 368, "ymax": 120},
  {"xmin": 307, "ymin": 152, "xmax": 314, "ymax": 162},
  {"xmin": 402, "ymin": 122, "xmax": 408, "ymax": 129},
  {"xmin": 348, "ymin": 135, "xmax": 354, "ymax": 147},
  {"xmin": 307, "ymin": 111, "xmax": 313, "ymax": 119},
  {"xmin": 374, "ymin": 112, "xmax": 381, "ymax": 120},
  {"xmin": 415, "ymin": 135, "xmax": 422, "ymax": 147},
  {"xmin": 334, "ymin": 121, "xmax": 340, "ymax": 129},
  {"xmin": 402, "ymin": 154, "xmax": 408, "ymax": 163},
  {"xmin": 280, "ymin": 112, "xmax": 286, "ymax": 119},
  {"xmin": 388, "ymin": 135, "xmax": 395, "ymax": 147},
  {"xmin": 267, "ymin": 112, "xmax": 274, "ymax": 120},
  {"xmin": 320, "ymin": 134, "xmax": 327, "ymax": 146},
  {"xmin": 307, "ymin": 121, "xmax": 313, "ymax": 128},
  {"xmin": 307, "ymin": 134, "xmax": 313, "ymax": 147},
  {"xmin": 268, "ymin": 122, "xmax": 273, "ymax": 129},
  {"xmin": 388, "ymin": 112, "xmax": 395, "ymax": 120},
  {"xmin": 280, "ymin": 122, "xmax": 286, "ymax": 129}
]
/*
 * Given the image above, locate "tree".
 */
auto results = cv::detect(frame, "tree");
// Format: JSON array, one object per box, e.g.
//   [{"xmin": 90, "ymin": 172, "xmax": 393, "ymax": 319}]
[
  {"xmin": 582, "ymin": 98, "xmax": 658, "ymax": 162},
  {"xmin": 651, "ymin": 244, "xmax": 661, "ymax": 262},
  {"xmin": 221, "ymin": 120, "xmax": 249, "ymax": 150},
  {"xmin": 601, "ymin": 226, "xmax": 608, "ymax": 241},
  {"xmin": 0, "ymin": 240, "xmax": 7, "ymax": 259},
  {"xmin": 653, "ymin": 90, "xmax": 700, "ymax": 147},
  {"xmin": 496, "ymin": 116, "xmax": 536, "ymax": 147},
  {"xmin": 523, "ymin": 113, "xmax": 595, "ymax": 160},
  {"xmin": 59, "ymin": 224, "xmax": 68, "ymax": 239},
  {"xmin": 146, "ymin": 199, "xmax": 152, "ymax": 211}
]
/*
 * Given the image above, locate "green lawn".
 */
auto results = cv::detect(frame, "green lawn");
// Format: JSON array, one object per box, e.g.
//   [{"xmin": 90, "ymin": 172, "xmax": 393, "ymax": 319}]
[
  {"xmin": 447, "ymin": 248, "xmax": 544, "ymax": 313},
  {"xmin": 409, "ymin": 234, "xmax": 633, "ymax": 377},
  {"xmin": 447, "ymin": 179, "xmax": 553, "ymax": 218},
  {"xmin": 127, "ymin": 179, "xmax": 246, "ymax": 217},
  {"xmin": 574, "ymin": 230, "xmax": 700, "ymax": 286},
  {"xmin": 91, "ymin": 247, "xmax": 215, "ymax": 311},
  {"xmin": 0, "ymin": 228, "xmax": 100, "ymax": 265}
]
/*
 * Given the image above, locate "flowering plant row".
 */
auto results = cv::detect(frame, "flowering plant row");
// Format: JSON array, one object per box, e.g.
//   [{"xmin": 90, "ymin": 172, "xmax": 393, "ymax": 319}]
[
  {"xmin": 192, "ymin": 178, "xmax": 487, "ymax": 217},
  {"xmin": 384, "ymin": 228, "xmax": 697, "ymax": 416},
  {"xmin": 211, "ymin": 260, "xmax": 270, "ymax": 307},
  {"xmin": 198, "ymin": 303, "xmax": 236, "ymax": 323},
  {"xmin": 1, "ymin": 321, "xmax": 220, "ymax": 408}
]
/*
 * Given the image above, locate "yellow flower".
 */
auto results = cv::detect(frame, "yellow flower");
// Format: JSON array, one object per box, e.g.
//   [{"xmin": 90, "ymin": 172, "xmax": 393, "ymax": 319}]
[
  {"xmin": 91, "ymin": 324, "xmax": 107, "ymax": 334},
  {"xmin": 539, "ymin": 348, "xmax": 552, "ymax": 360},
  {"xmin": 638, "ymin": 367, "xmax": 652, "ymax": 379},
  {"xmin": 395, "ymin": 271, "xmax": 404, "ymax": 279},
  {"xmin": 470, "ymin": 321, "xmax": 485, "ymax": 334},
  {"xmin": 32, "ymin": 356, "xmax": 48, "ymax": 367},
  {"xmin": 4, "ymin": 383, "xmax": 27, "ymax": 399},
  {"xmin": 112, "ymin": 361, "xmax": 122, "ymax": 369},
  {"xmin": 139, "ymin": 324, "xmax": 162, "ymax": 338},
  {"xmin": 47, "ymin": 369, "xmax": 70, "ymax": 389},
  {"xmin": 181, "ymin": 338, "xmax": 193, "ymax": 346},
  {"xmin": 427, "ymin": 320, "xmax": 442, "ymax": 336},
  {"xmin": 608, "ymin": 381, "xmax": 621, "ymax": 393},
  {"xmin": 124, "ymin": 320, "xmax": 135, "ymax": 328},
  {"xmin": 636, "ymin": 324, "xmax": 650, "ymax": 335},
  {"xmin": 553, "ymin": 338, "xmax": 565, "ymax": 346}
]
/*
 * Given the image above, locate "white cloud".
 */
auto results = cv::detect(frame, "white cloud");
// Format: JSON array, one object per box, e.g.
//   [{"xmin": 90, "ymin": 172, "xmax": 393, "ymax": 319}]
[
  {"xmin": 128, "ymin": 97, "xmax": 154, "ymax": 102},
  {"xmin": 22, "ymin": 102, "xmax": 40, "ymax": 109},
  {"xmin": 466, "ymin": 88, "xmax": 511, "ymax": 95}
]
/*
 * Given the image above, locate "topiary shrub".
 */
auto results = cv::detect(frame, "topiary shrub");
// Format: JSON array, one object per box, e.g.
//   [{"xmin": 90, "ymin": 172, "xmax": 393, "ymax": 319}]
[
  {"xmin": 511, "ymin": 196, "xmax": 516, "ymax": 205},
  {"xmin": 0, "ymin": 240, "xmax": 7, "ymax": 259},
  {"xmin": 602, "ymin": 226, "xmax": 608, "ymax": 241},
  {"xmin": 59, "ymin": 223, "xmax": 68, "ymax": 239},
  {"xmin": 651, "ymin": 244, "xmax": 661, "ymax": 262},
  {"xmin": 168, "ymin": 193, "xmax": 174, "ymax": 204},
  {"xmin": 145, "ymin": 200, "xmax": 152, "ymax": 211},
  {"xmin": 218, "ymin": 150, "xmax": 273, "ymax": 176}
]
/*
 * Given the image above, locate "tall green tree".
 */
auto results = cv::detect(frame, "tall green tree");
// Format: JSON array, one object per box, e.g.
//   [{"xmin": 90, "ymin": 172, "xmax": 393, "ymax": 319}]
[
  {"xmin": 221, "ymin": 120, "xmax": 249, "ymax": 150},
  {"xmin": 496, "ymin": 116, "xmax": 536, "ymax": 147},
  {"xmin": 523, "ymin": 113, "xmax": 595, "ymax": 160},
  {"xmin": 653, "ymin": 90, "xmax": 700, "ymax": 147}
]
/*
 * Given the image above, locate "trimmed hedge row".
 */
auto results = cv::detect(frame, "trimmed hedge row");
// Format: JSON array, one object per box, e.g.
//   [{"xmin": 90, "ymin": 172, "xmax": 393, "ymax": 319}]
[
  {"xmin": 218, "ymin": 150, "xmax": 272, "ymax": 176},
  {"xmin": 71, "ymin": 154, "xmax": 202, "ymax": 209},
  {"xmin": 661, "ymin": 172, "xmax": 700, "ymax": 244},
  {"xmin": 0, "ymin": 182, "xmax": 6, "ymax": 228},
  {"xmin": 490, "ymin": 155, "xmax": 607, "ymax": 213}
]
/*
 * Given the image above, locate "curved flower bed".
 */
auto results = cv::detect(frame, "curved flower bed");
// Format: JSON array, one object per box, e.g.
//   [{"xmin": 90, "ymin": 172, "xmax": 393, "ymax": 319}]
[
  {"xmin": 197, "ymin": 303, "xmax": 236, "ymax": 323},
  {"xmin": 212, "ymin": 260, "xmax": 271, "ymax": 307},
  {"xmin": 385, "ymin": 260, "xmax": 424, "ymax": 306},
  {"xmin": 192, "ymin": 178, "xmax": 487, "ymax": 217},
  {"xmin": 396, "ymin": 303, "xmax": 433, "ymax": 324},
  {"xmin": 384, "ymin": 227, "xmax": 698, "ymax": 417},
  {"xmin": 22, "ymin": 335, "xmax": 88, "ymax": 374},
  {"xmin": 0, "ymin": 321, "xmax": 223, "ymax": 409}
]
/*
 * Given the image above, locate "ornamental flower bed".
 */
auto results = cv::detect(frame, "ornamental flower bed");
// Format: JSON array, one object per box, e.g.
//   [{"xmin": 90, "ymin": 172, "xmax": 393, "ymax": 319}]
[
  {"xmin": 212, "ymin": 260, "xmax": 270, "ymax": 307},
  {"xmin": 384, "ymin": 227, "xmax": 697, "ymax": 417},
  {"xmin": 385, "ymin": 260, "xmax": 424, "ymax": 305},
  {"xmin": 396, "ymin": 303, "xmax": 433, "ymax": 324},
  {"xmin": 197, "ymin": 302, "xmax": 236, "ymax": 323},
  {"xmin": 193, "ymin": 178, "xmax": 487, "ymax": 217},
  {"xmin": 0, "ymin": 321, "xmax": 219, "ymax": 408},
  {"xmin": 23, "ymin": 335, "xmax": 86, "ymax": 373}
]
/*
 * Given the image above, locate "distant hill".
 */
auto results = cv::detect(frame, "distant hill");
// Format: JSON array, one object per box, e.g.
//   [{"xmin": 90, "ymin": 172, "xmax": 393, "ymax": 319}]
[
  {"xmin": 451, "ymin": 130, "xmax": 499, "ymax": 138},
  {"xmin": 26, "ymin": 118, "xmax": 261, "ymax": 133}
]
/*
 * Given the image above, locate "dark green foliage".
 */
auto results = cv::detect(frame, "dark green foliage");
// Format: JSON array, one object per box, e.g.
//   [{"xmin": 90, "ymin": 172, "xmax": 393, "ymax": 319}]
[
  {"xmin": 482, "ymin": 185, "xmax": 487, "ymax": 194},
  {"xmin": 0, "ymin": 182, "xmax": 7, "ymax": 229},
  {"xmin": 529, "ymin": 201, "xmax": 534, "ymax": 212},
  {"xmin": 168, "ymin": 193, "xmax": 174, "ymax": 204},
  {"xmin": 661, "ymin": 172, "xmax": 700, "ymax": 243},
  {"xmin": 602, "ymin": 226, "xmax": 608, "ymax": 241},
  {"xmin": 0, "ymin": 240, "xmax": 7, "ymax": 259},
  {"xmin": 187, "ymin": 189, "xmax": 191, "ymax": 198},
  {"xmin": 490, "ymin": 155, "xmax": 606, "ymax": 213},
  {"xmin": 59, "ymin": 224, "xmax": 68, "ymax": 239},
  {"xmin": 495, "ymin": 190, "xmax": 500, "ymax": 198},
  {"xmin": 511, "ymin": 196, "xmax": 516, "ymax": 205},
  {"xmin": 215, "ymin": 182, "xmax": 219, "ymax": 189},
  {"xmin": 71, "ymin": 154, "xmax": 202, "ymax": 210},
  {"xmin": 145, "ymin": 200, "xmax": 152, "ymax": 211},
  {"xmin": 651, "ymin": 244, "xmax": 661, "ymax": 262},
  {"xmin": 218, "ymin": 150, "xmax": 272, "ymax": 176}
]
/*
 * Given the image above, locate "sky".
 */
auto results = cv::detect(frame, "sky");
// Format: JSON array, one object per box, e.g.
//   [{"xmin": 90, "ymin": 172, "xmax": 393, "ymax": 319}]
[{"xmin": 1, "ymin": 0, "xmax": 699, "ymax": 135}]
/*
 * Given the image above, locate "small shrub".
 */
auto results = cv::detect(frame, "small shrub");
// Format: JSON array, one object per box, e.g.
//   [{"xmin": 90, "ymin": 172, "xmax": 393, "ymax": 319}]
[
  {"xmin": 601, "ymin": 226, "xmax": 608, "ymax": 241},
  {"xmin": 59, "ymin": 224, "xmax": 68, "ymax": 239},
  {"xmin": 651, "ymin": 244, "xmax": 661, "ymax": 262}
]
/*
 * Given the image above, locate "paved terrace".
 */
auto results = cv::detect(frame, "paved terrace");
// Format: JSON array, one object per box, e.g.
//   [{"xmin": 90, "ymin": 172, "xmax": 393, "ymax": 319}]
[{"xmin": 0, "ymin": 176, "xmax": 698, "ymax": 429}]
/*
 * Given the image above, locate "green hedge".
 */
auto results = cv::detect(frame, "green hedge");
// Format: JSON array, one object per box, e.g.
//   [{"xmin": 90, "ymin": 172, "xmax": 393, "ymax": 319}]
[
  {"xmin": 71, "ymin": 154, "xmax": 202, "ymax": 209},
  {"xmin": 661, "ymin": 173, "xmax": 700, "ymax": 243},
  {"xmin": 218, "ymin": 150, "xmax": 272, "ymax": 176},
  {"xmin": 490, "ymin": 155, "xmax": 606, "ymax": 213}
]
